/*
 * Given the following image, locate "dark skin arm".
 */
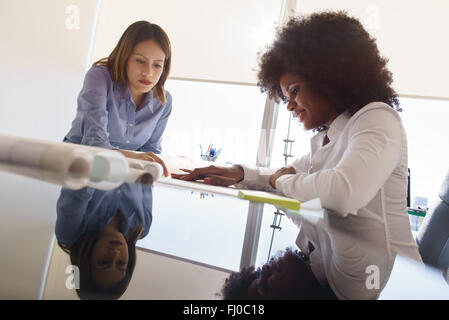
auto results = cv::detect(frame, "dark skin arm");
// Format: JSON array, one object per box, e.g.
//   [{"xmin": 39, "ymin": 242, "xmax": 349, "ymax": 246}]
[
  {"xmin": 171, "ymin": 165, "xmax": 244, "ymax": 187},
  {"xmin": 172, "ymin": 164, "xmax": 296, "ymax": 189}
]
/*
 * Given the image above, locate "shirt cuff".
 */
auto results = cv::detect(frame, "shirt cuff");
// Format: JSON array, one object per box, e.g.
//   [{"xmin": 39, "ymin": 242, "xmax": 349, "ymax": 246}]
[{"xmin": 239, "ymin": 165, "xmax": 274, "ymax": 191}]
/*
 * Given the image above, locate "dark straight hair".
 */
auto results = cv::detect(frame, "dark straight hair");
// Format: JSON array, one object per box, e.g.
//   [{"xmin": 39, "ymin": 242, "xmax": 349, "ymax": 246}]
[{"xmin": 94, "ymin": 21, "xmax": 172, "ymax": 104}]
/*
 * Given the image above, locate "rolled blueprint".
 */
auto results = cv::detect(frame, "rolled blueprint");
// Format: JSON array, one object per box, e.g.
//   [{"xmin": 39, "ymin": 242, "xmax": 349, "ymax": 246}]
[
  {"xmin": 125, "ymin": 158, "xmax": 163, "ymax": 185},
  {"xmin": 0, "ymin": 134, "xmax": 128, "ymax": 190},
  {"xmin": 85, "ymin": 150, "xmax": 129, "ymax": 190}
]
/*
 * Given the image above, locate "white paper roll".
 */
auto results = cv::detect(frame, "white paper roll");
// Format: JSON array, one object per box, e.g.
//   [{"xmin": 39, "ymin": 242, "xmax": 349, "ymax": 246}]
[
  {"xmin": 0, "ymin": 134, "xmax": 129, "ymax": 190},
  {"xmin": 0, "ymin": 134, "xmax": 95, "ymax": 189},
  {"xmin": 125, "ymin": 159, "xmax": 163, "ymax": 184}
]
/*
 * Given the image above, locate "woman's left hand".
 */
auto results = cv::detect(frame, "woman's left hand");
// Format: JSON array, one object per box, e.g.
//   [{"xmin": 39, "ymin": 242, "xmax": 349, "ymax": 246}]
[{"xmin": 269, "ymin": 167, "xmax": 296, "ymax": 189}]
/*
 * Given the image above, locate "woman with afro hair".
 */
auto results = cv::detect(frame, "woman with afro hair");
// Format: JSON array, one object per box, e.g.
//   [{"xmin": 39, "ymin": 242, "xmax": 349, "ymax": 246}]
[{"xmin": 174, "ymin": 11, "xmax": 422, "ymax": 299}]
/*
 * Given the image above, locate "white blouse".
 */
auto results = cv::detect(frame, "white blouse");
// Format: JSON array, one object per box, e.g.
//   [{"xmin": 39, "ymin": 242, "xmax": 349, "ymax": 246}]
[{"xmin": 240, "ymin": 102, "xmax": 422, "ymax": 299}]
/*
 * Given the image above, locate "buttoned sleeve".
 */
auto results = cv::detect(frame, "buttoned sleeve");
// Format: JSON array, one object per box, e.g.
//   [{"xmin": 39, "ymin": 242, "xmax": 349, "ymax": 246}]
[
  {"xmin": 140, "ymin": 92, "xmax": 172, "ymax": 154},
  {"xmin": 55, "ymin": 187, "xmax": 95, "ymax": 246},
  {"xmin": 77, "ymin": 66, "xmax": 114, "ymax": 149},
  {"xmin": 275, "ymin": 107, "xmax": 403, "ymax": 216},
  {"xmin": 238, "ymin": 165, "xmax": 278, "ymax": 191}
]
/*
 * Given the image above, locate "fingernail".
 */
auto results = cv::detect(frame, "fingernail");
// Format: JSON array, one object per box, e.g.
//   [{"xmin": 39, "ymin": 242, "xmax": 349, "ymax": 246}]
[{"xmin": 204, "ymin": 178, "xmax": 210, "ymax": 183}]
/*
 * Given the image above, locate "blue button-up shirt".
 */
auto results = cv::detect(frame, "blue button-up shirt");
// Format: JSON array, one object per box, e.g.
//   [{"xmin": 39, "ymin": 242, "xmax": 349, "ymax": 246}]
[
  {"xmin": 64, "ymin": 65, "xmax": 172, "ymax": 153},
  {"xmin": 56, "ymin": 183, "xmax": 153, "ymax": 246}
]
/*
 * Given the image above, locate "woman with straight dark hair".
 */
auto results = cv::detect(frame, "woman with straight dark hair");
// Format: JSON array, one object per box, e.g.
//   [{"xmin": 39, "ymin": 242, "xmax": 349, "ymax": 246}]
[
  {"xmin": 64, "ymin": 20, "xmax": 173, "ymax": 174},
  {"xmin": 56, "ymin": 182, "xmax": 151, "ymax": 300},
  {"xmin": 59, "ymin": 20, "xmax": 172, "ymax": 299}
]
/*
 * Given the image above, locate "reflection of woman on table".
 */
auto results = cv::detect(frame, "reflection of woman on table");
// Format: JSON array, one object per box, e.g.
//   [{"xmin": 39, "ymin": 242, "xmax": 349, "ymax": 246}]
[
  {"xmin": 174, "ymin": 11, "xmax": 422, "ymax": 299},
  {"xmin": 56, "ymin": 183, "xmax": 152, "ymax": 299},
  {"xmin": 63, "ymin": 20, "xmax": 172, "ymax": 176},
  {"xmin": 59, "ymin": 22, "xmax": 170, "ymax": 299}
]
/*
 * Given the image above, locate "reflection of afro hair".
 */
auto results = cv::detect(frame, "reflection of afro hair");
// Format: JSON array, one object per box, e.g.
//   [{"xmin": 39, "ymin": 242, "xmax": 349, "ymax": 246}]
[
  {"xmin": 219, "ymin": 266, "xmax": 261, "ymax": 300},
  {"xmin": 257, "ymin": 11, "xmax": 400, "ymax": 115},
  {"xmin": 219, "ymin": 248, "xmax": 338, "ymax": 300}
]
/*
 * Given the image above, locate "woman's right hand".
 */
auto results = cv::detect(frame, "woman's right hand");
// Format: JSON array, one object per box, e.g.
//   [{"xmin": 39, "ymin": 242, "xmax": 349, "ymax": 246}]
[
  {"xmin": 140, "ymin": 152, "xmax": 169, "ymax": 177},
  {"xmin": 118, "ymin": 150, "xmax": 169, "ymax": 177},
  {"xmin": 171, "ymin": 165, "xmax": 244, "ymax": 187},
  {"xmin": 269, "ymin": 166, "xmax": 296, "ymax": 189}
]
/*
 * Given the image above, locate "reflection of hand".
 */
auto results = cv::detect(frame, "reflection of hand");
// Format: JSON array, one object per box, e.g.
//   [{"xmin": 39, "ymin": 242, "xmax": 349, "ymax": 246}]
[
  {"xmin": 269, "ymin": 167, "xmax": 296, "ymax": 189},
  {"xmin": 118, "ymin": 150, "xmax": 169, "ymax": 177},
  {"xmin": 140, "ymin": 152, "xmax": 169, "ymax": 177},
  {"xmin": 171, "ymin": 165, "xmax": 244, "ymax": 187}
]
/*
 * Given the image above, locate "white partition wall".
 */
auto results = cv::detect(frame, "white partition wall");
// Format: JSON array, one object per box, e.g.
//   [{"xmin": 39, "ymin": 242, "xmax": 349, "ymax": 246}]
[
  {"xmin": 0, "ymin": 0, "xmax": 101, "ymax": 299},
  {"xmin": 0, "ymin": 0, "xmax": 101, "ymax": 140},
  {"xmin": 91, "ymin": 0, "xmax": 284, "ymax": 84}
]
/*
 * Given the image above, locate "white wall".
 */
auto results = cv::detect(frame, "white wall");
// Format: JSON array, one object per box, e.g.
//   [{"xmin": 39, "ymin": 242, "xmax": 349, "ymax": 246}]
[
  {"xmin": 0, "ymin": 0, "xmax": 100, "ymax": 299},
  {"xmin": 91, "ymin": 0, "xmax": 284, "ymax": 84},
  {"xmin": 0, "ymin": 0, "xmax": 100, "ymax": 140}
]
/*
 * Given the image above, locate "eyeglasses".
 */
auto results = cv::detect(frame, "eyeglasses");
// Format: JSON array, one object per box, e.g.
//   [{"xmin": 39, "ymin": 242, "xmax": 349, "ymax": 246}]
[{"xmin": 293, "ymin": 249, "xmax": 309, "ymax": 262}]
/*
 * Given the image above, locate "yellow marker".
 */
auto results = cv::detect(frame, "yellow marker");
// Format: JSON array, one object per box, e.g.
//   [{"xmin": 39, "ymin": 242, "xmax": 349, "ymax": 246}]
[{"xmin": 237, "ymin": 190, "xmax": 300, "ymax": 211}]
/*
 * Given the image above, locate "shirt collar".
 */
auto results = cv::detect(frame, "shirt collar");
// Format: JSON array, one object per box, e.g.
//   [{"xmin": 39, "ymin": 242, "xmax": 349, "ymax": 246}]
[
  {"xmin": 141, "ymin": 90, "xmax": 154, "ymax": 112},
  {"xmin": 326, "ymin": 110, "xmax": 351, "ymax": 142},
  {"xmin": 113, "ymin": 83, "xmax": 154, "ymax": 112},
  {"xmin": 113, "ymin": 82, "xmax": 129, "ymax": 100}
]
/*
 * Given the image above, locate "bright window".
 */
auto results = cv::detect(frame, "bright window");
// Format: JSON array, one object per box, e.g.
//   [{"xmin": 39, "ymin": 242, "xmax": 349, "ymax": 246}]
[
  {"xmin": 161, "ymin": 79, "xmax": 266, "ymax": 166},
  {"xmin": 400, "ymin": 97, "xmax": 449, "ymax": 209}
]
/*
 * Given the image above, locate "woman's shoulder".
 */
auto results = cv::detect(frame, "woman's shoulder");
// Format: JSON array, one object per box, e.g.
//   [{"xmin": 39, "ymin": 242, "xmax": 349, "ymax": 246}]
[
  {"xmin": 164, "ymin": 89, "xmax": 172, "ymax": 105},
  {"xmin": 85, "ymin": 65, "xmax": 113, "ymax": 83},
  {"xmin": 347, "ymin": 101, "xmax": 404, "ymax": 135},
  {"xmin": 165, "ymin": 89, "xmax": 172, "ymax": 98},
  {"xmin": 80, "ymin": 65, "xmax": 115, "ymax": 94},
  {"xmin": 153, "ymin": 89, "xmax": 172, "ymax": 110},
  {"xmin": 351, "ymin": 101, "xmax": 402, "ymax": 123}
]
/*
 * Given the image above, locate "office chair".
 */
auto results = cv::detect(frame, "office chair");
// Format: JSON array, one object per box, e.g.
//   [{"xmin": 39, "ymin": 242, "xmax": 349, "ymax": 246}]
[{"xmin": 416, "ymin": 169, "xmax": 449, "ymax": 282}]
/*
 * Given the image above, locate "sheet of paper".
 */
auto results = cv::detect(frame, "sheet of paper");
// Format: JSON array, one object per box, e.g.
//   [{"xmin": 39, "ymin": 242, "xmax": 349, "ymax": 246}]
[{"xmin": 156, "ymin": 177, "xmax": 240, "ymax": 197}]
